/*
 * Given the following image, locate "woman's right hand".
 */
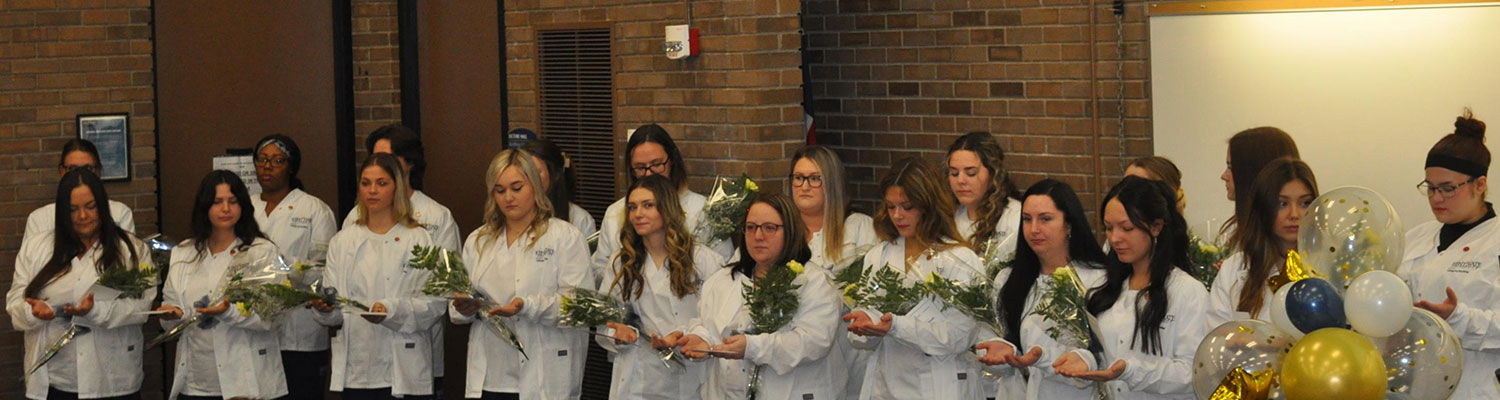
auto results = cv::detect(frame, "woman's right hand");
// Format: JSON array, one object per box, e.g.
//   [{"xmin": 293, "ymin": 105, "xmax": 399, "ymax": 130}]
[
  {"xmin": 452, "ymin": 296, "xmax": 483, "ymax": 317},
  {"xmin": 308, "ymin": 299, "xmax": 337, "ymax": 313},
  {"xmin": 975, "ymin": 341, "xmax": 1016, "ymax": 365},
  {"xmin": 605, "ymin": 322, "xmax": 637, "ymax": 344},
  {"xmin": 25, "ymin": 298, "xmax": 54, "ymax": 321},
  {"xmin": 156, "ymin": 305, "xmax": 184, "ymax": 320}
]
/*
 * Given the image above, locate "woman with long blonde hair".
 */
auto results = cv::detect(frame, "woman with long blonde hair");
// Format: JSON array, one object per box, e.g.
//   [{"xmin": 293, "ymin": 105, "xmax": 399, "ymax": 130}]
[
  {"xmin": 597, "ymin": 175, "xmax": 724, "ymax": 399},
  {"xmin": 449, "ymin": 149, "xmax": 591, "ymax": 399},
  {"xmin": 843, "ymin": 157, "xmax": 986, "ymax": 399}
]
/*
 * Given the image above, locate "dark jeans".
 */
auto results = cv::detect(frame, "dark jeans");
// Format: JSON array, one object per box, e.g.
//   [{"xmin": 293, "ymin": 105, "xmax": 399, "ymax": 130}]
[
  {"xmin": 480, "ymin": 392, "xmax": 520, "ymax": 400},
  {"xmin": 282, "ymin": 350, "xmax": 331, "ymax": 400},
  {"xmin": 341, "ymin": 387, "xmax": 434, "ymax": 400},
  {"xmin": 45, "ymin": 388, "xmax": 140, "ymax": 400}
]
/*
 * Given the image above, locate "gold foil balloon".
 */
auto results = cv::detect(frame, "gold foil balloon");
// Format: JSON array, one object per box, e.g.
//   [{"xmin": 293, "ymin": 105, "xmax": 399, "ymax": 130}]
[
  {"xmin": 1297, "ymin": 186, "xmax": 1404, "ymax": 293},
  {"xmin": 1368, "ymin": 309, "xmax": 1463, "ymax": 400},
  {"xmin": 1194, "ymin": 320, "xmax": 1293, "ymax": 399},
  {"xmin": 1209, "ymin": 367, "xmax": 1275, "ymax": 400},
  {"xmin": 1282, "ymin": 328, "xmax": 1388, "ymax": 400}
]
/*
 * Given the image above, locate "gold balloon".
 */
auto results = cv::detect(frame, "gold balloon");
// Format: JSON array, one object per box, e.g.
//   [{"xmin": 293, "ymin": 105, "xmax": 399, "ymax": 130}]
[
  {"xmin": 1268, "ymin": 250, "xmax": 1317, "ymax": 292},
  {"xmin": 1281, "ymin": 328, "xmax": 1387, "ymax": 400},
  {"xmin": 1210, "ymin": 367, "xmax": 1275, "ymax": 400}
]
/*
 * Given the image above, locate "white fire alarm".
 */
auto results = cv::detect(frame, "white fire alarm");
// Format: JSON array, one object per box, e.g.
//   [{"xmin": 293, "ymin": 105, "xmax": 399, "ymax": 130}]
[{"xmin": 664, "ymin": 24, "xmax": 699, "ymax": 60}]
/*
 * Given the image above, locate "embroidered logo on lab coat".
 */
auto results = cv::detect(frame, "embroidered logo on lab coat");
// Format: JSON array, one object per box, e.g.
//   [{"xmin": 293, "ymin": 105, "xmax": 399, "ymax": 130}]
[
  {"xmin": 535, "ymin": 248, "xmax": 554, "ymax": 262},
  {"xmin": 1450, "ymin": 261, "xmax": 1483, "ymax": 273}
]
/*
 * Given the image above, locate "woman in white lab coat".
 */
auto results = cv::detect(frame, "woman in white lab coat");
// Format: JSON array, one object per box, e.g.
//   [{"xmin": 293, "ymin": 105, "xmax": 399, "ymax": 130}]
[
  {"xmin": 156, "ymin": 170, "xmax": 287, "ymax": 400},
  {"xmin": 843, "ymin": 158, "xmax": 986, "ymax": 400},
  {"xmin": 946, "ymin": 132, "xmax": 1023, "ymax": 261},
  {"xmin": 788, "ymin": 145, "xmax": 877, "ymax": 399},
  {"xmin": 597, "ymin": 174, "xmax": 723, "ymax": 400},
  {"xmin": 450, "ymin": 149, "xmax": 592, "ymax": 400},
  {"xmin": 1053, "ymin": 176, "xmax": 1206, "ymax": 400},
  {"xmin": 1405, "ymin": 112, "xmax": 1500, "ymax": 400},
  {"xmin": 311, "ymin": 153, "xmax": 443, "ymax": 400},
  {"xmin": 250, "ymin": 134, "xmax": 338, "ymax": 400},
  {"xmin": 8, "ymin": 169, "xmax": 150, "ymax": 400},
  {"xmin": 973, "ymin": 179, "xmax": 1109, "ymax": 400},
  {"xmin": 1207, "ymin": 159, "xmax": 1316, "ymax": 328},
  {"xmin": 593, "ymin": 124, "xmax": 721, "ymax": 282},
  {"xmin": 521, "ymin": 137, "xmax": 597, "ymax": 239},
  {"xmin": 680, "ymin": 193, "xmax": 841, "ymax": 400}
]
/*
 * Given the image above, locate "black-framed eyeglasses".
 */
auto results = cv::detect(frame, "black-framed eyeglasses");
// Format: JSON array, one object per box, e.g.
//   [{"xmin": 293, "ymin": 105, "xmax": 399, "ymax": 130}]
[
  {"xmin": 744, "ymin": 222, "xmax": 783, "ymax": 235},
  {"xmin": 255, "ymin": 157, "xmax": 289, "ymax": 167},
  {"xmin": 64, "ymin": 165, "xmax": 101, "ymax": 174},
  {"xmin": 790, "ymin": 174, "xmax": 824, "ymax": 188},
  {"xmin": 1417, "ymin": 177, "xmax": 1478, "ymax": 198},
  {"xmin": 631, "ymin": 160, "xmax": 669, "ymax": 175}
]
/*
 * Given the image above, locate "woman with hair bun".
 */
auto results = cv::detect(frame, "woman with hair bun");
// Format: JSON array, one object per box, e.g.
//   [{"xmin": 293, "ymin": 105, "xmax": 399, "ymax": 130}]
[{"xmin": 1403, "ymin": 111, "xmax": 1500, "ymax": 400}]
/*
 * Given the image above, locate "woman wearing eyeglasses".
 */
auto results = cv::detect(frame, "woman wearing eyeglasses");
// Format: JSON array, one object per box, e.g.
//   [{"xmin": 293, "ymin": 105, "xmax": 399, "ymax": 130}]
[
  {"xmin": 1402, "ymin": 111, "xmax": 1500, "ymax": 400},
  {"xmin": 250, "ymin": 134, "xmax": 338, "ymax": 400},
  {"xmin": 24, "ymin": 139, "xmax": 135, "ymax": 242},
  {"xmin": 788, "ymin": 146, "xmax": 878, "ymax": 399},
  {"xmin": 592, "ymin": 124, "xmax": 726, "ymax": 283}
]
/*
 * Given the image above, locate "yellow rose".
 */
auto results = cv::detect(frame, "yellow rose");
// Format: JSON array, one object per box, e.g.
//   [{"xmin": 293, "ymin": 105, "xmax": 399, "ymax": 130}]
[
  {"xmin": 786, "ymin": 260, "xmax": 804, "ymax": 275},
  {"xmin": 925, "ymin": 272, "xmax": 940, "ymax": 285},
  {"xmin": 744, "ymin": 178, "xmax": 759, "ymax": 192},
  {"xmin": 282, "ymin": 279, "xmax": 294, "ymax": 288},
  {"xmin": 236, "ymin": 302, "xmax": 251, "ymax": 317}
]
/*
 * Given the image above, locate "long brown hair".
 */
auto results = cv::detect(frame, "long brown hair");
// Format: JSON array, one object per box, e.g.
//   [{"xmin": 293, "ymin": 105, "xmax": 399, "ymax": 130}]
[
  {"xmin": 729, "ymin": 193, "xmax": 813, "ymax": 278},
  {"xmin": 1221, "ymin": 127, "xmax": 1300, "ymax": 243},
  {"xmin": 945, "ymin": 132, "xmax": 1019, "ymax": 248},
  {"xmin": 790, "ymin": 146, "xmax": 852, "ymax": 263},
  {"xmin": 874, "ymin": 157, "xmax": 968, "ymax": 254},
  {"xmin": 1227, "ymin": 157, "xmax": 1316, "ymax": 317},
  {"xmin": 1128, "ymin": 156, "xmax": 1186, "ymax": 212},
  {"xmin": 610, "ymin": 175, "xmax": 700, "ymax": 300},
  {"xmin": 355, "ymin": 153, "xmax": 420, "ymax": 228},
  {"xmin": 25, "ymin": 170, "xmax": 139, "ymax": 299}
]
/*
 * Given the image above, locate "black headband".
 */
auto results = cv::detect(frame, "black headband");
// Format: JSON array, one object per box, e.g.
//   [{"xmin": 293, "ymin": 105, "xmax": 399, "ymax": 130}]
[{"xmin": 1426, "ymin": 153, "xmax": 1487, "ymax": 177}]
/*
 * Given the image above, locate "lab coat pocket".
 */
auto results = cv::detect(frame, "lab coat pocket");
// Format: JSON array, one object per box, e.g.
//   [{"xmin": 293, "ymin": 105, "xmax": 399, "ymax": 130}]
[{"xmin": 541, "ymin": 346, "xmax": 584, "ymax": 398}]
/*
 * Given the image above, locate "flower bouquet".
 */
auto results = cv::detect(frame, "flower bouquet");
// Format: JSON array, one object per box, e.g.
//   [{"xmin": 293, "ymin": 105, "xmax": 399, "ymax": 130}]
[
  {"xmin": 408, "ymin": 244, "xmax": 526, "ymax": 360},
  {"xmin": 740, "ymin": 260, "xmax": 805, "ymax": 399},
  {"xmin": 694, "ymin": 174, "xmax": 759, "ymax": 247}
]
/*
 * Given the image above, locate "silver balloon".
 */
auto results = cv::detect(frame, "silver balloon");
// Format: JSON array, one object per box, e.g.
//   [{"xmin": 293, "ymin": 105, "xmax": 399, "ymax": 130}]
[
  {"xmin": 1193, "ymin": 319, "xmax": 1294, "ymax": 399},
  {"xmin": 1298, "ymin": 186, "xmax": 1404, "ymax": 292},
  {"xmin": 1368, "ymin": 309, "xmax": 1464, "ymax": 399}
]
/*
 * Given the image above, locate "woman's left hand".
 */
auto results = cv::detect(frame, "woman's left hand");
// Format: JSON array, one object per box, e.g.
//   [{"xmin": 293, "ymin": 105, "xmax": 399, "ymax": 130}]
[
  {"xmin": 712, "ymin": 334, "xmax": 748, "ymax": 359},
  {"xmin": 361, "ymin": 302, "xmax": 388, "ymax": 323},
  {"xmin": 489, "ymin": 297, "xmax": 524, "ymax": 317},
  {"xmin": 62, "ymin": 293, "xmax": 95, "ymax": 316},
  {"xmin": 853, "ymin": 312, "xmax": 894, "ymax": 337},
  {"xmin": 195, "ymin": 298, "xmax": 229, "ymax": 317},
  {"xmin": 1415, "ymin": 287, "xmax": 1458, "ymax": 320},
  {"xmin": 1060, "ymin": 359, "xmax": 1127, "ymax": 382}
]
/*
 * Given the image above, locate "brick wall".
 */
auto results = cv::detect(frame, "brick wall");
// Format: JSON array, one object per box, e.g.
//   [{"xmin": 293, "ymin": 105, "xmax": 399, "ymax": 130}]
[
  {"xmin": 0, "ymin": 0, "xmax": 160, "ymax": 397},
  {"xmin": 352, "ymin": 0, "xmax": 402, "ymax": 161},
  {"xmin": 803, "ymin": 0, "xmax": 1152, "ymax": 210},
  {"xmin": 504, "ymin": 0, "xmax": 808, "ymax": 194}
]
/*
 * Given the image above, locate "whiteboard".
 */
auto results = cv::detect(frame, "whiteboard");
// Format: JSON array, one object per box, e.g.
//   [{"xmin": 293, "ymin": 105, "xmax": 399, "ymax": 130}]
[{"xmin": 1150, "ymin": 5, "xmax": 1500, "ymax": 241}]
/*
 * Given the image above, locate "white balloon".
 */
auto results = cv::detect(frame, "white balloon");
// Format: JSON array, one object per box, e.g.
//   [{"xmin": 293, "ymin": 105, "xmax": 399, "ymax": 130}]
[
  {"xmin": 1270, "ymin": 284, "xmax": 1305, "ymax": 339},
  {"xmin": 1344, "ymin": 270, "xmax": 1413, "ymax": 337}
]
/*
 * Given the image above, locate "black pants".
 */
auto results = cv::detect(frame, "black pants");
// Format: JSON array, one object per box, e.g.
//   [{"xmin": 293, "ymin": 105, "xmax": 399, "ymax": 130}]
[
  {"xmin": 341, "ymin": 388, "xmax": 435, "ymax": 400},
  {"xmin": 282, "ymin": 349, "xmax": 330, "ymax": 400},
  {"xmin": 178, "ymin": 396, "xmax": 222, "ymax": 400},
  {"xmin": 45, "ymin": 388, "xmax": 140, "ymax": 400},
  {"xmin": 480, "ymin": 392, "xmax": 519, "ymax": 400}
]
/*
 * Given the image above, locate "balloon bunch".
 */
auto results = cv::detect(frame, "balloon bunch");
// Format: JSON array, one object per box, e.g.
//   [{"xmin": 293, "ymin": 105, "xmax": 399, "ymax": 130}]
[{"xmin": 1193, "ymin": 187, "xmax": 1464, "ymax": 400}]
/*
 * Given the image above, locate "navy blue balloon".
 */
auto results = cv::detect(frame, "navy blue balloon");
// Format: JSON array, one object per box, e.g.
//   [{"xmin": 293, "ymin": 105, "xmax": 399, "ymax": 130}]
[{"xmin": 1285, "ymin": 277, "xmax": 1347, "ymax": 334}]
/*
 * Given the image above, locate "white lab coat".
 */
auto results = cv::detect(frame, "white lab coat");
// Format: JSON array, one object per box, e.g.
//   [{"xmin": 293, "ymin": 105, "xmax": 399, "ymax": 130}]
[
  {"xmin": 806, "ymin": 212, "xmax": 878, "ymax": 400},
  {"xmin": 955, "ymin": 199, "xmax": 1021, "ymax": 258},
  {"xmin": 344, "ymin": 189, "xmax": 459, "ymax": 379},
  {"xmin": 688, "ymin": 262, "xmax": 842, "ymax": 400},
  {"xmin": 849, "ymin": 238, "xmax": 985, "ymax": 400},
  {"xmin": 25, "ymin": 200, "xmax": 135, "ymax": 238},
  {"xmin": 593, "ymin": 190, "xmax": 733, "ymax": 282},
  {"xmin": 313, "ymin": 223, "xmax": 443, "ymax": 397},
  {"xmin": 975, "ymin": 265, "xmax": 1108, "ymax": 400},
  {"xmin": 254, "ymin": 188, "xmax": 338, "ymax": 352},
  {"xmin": 567, "ymin": 202, "xmax": 597, "ymax": 240},
  {"xmin": 160, "ymin": 238, "xmax": 288, "ymax": 399},
  {"xmin": 596, "ymin": 244, "xmax": 722, "ymax": 400},
  {"xmin": 1085, "ymin": 268, "xmax": 1206, "ymax": 400},
  {"xmin": 7, "ymin": 233, "xmax": 151, "ymax": 400},
  {"xmin": 1399, "ymin": 219, "xmax": 1500, "ymax": 400},
  {"xmin": 1206, "ymin": 252, "xmax": 1276, "ymax": 329},
  {"xmin": 451, "ymin": 219, "xmax": 592, "ymax": 399}
]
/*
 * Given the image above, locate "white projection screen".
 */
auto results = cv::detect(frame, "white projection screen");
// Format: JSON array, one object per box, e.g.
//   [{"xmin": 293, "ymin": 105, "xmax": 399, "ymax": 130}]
[{"xmin": 1150, "ymin": 4, "xmax": 1500, "ymax": 241}]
